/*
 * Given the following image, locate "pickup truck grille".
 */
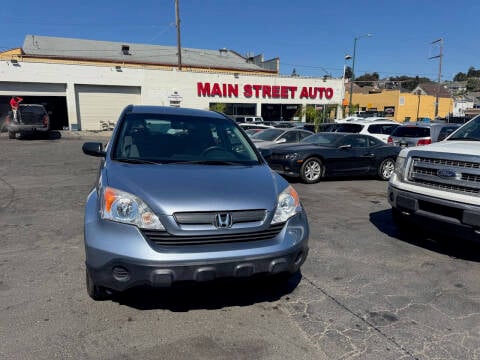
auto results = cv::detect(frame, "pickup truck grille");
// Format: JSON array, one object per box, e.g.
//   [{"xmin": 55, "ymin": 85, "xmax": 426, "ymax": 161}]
[{"xmin": 408, "ymin": 156, "xmax": 480, "ymax": 194}]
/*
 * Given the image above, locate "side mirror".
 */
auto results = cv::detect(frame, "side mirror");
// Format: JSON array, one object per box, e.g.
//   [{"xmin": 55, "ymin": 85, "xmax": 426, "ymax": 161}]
[
  {"xmin": 276, "ymin": 138, "xmax": 287, "ymax": 144},
  {"xmin": 338, "ymin": 144, "xmax": 352, "ymax": 150},
  {"xmin": 82, "ymin": 142, "xmax": 106, "ymax": 157}
]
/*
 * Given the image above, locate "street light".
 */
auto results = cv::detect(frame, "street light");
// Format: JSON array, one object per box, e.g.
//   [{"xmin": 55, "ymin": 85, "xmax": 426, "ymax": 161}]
[
  {"xmin": 341, "ymin": 55, "xmax": 352, "ymax": 118},
  {"xmin": 348, "ymin": 33, "xmax": 372, "ymax": 115}
]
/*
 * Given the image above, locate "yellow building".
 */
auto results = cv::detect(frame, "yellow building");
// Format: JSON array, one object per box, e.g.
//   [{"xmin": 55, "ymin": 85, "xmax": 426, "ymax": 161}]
[{"xmin": 345, "ymin": 85, "xmax": 453, "ymax": 122}]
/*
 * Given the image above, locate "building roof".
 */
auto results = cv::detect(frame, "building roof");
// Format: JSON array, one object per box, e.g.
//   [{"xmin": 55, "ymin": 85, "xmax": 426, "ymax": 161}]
[
  {"xmin": 21, "ymin": 34, "xmax": 276, "ymax": 73},
  {"xmin": 413, "ymin": 82, "xmax": 451, "ymax": 98}
]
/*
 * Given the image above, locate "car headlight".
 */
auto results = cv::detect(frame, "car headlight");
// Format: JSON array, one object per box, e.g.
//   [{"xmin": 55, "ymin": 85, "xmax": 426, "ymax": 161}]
[
  {"xmin": 271, "ymin": 186, "xmax": 302, "ymax": 224},
  {"xmin": 285, "ymin": 153, "xmax": 299, "ymax": 160},
  {"xmin": 101, "ymin": 187, "xmax": 164, "ymax": 230},
  {"xmin": 393, "ymin": 154, "xmax": 407, "ymax": 179}
]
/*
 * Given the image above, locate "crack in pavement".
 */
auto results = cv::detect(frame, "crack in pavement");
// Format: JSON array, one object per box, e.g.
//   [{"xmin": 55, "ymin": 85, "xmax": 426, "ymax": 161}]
[
  {"xmin": 0, "ymin": 176, "xmax": 15, "ymax": 209},
  {"xmin": 302, "ymin": 275, "xmax": 417, "ymax": 359}
]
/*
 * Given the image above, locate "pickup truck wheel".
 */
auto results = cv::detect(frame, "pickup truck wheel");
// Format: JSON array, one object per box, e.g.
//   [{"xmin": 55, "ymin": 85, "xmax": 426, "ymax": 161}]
[
  {"xmin": 300, "ymin": 158, "xmax": 323, "ymax": 183},
  {"xmin": 378, "ymin": 158, "xmax": 395, "ymax": 180},
  {"xmin": 86, "ymin": 268, "xmax": 111, "ymax": 301},
  {"xmin": 8, "ymin": 131, "xmax": 15, "ymax": 139}
]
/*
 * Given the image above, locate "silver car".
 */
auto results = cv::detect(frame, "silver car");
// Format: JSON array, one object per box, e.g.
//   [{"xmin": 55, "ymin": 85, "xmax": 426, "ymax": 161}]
[
  {"xmin": 82, "ymin": 105, "xmax": 309, "ymax": 300},
  {"xmin": 251, "ymin": 128, "xmax": 313, "ymax": 149},
  {"xmin": 387, "ymin": 122, "xmax": 461, "ymax": 147}
]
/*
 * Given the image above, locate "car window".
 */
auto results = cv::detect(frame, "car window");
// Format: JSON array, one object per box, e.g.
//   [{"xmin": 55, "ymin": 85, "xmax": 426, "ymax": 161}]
[
  {"xmin": 448, "ymin": 116, "xmax": 480, "ymax": 140},
  {"xmin": 391, "ymin": 126, "xmax": 430, "ymax": 138},
  {"xmin": 342, "ymin": 135, "xmax": 368, "ymax": 148},
  {"xmin": 437, "ymin": 126, "xmax": 459, "ymax": 141},
  {"xmin": 251, "ymin": 128, "xmax": 284, "ymax": 141},
  {"xmin": 299, "ymin": 131, "xmax": 312, "ymax": 140},
  {"xmin": 367, "ymin": 136, "xmax": 383, "ymax": 147},
  {"xmin": 301, "ymin": 133, "xmax": 342, "ymax": 146},
  {"xmin": 367, "ymin": 124, "xmax": 399, "ymax": 135},
  {"xmin": 279, "ymin": 131, "xmax": 298, "ymax": 142},
  {"xmin": 334, "ymin": 123, "xmax": 363, "ymax": 133},
  {"xmin": 113, "ymin": 113, "xmax": 259, "ymax": 164}
]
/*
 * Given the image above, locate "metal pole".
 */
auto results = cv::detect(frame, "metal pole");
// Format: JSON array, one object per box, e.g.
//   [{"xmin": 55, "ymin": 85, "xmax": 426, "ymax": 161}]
[
  {"xmin": 348, "ymin": 34, "xmax": 371, "ymax": 115},
  {"xmin": 175, "ymin": 0, "xmax": 182, "ymax": 70},
  {"xmin": 429, "ymin": 38, "xmax": 443, "ymax": 119},
  {"xmin": 348, "ymin": 38, "xmax": 357, "ymax": 115},
  {"xmin": 416, "ymin": 91, "xmax": 421, "ymax": 121}
]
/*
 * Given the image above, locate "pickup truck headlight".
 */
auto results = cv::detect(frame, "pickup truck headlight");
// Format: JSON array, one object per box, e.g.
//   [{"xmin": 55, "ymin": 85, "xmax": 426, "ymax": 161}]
[
  {"xmin": 393, "ymin": 154, "xmax": 407, "ymax": 179},
  {"xmin": 101, "ymin": 187, "xmax": 164, "ymax": 230},
  {"xmin": 272, "ymin": 186, "xmax": 302, "ymax": 224}
]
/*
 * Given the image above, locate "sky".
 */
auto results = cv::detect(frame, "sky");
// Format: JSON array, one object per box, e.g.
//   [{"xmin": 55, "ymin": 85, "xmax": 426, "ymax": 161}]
[{"xmin": 0, "ymin": 0, "xmax": 478, "ymax": 81}]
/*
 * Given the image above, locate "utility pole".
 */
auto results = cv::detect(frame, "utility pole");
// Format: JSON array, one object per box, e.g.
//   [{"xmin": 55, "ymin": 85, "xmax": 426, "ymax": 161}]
[
  {"xmin": 429, "ymin": 38, "xmax": 443, "ymax": 118},
  {"xmin": 349, "ymin": 34, "xmax": 372, "ymax": 115},
  {"xmin": 175, "ymin": 0, "xmax": 182, "ymax": 70}
]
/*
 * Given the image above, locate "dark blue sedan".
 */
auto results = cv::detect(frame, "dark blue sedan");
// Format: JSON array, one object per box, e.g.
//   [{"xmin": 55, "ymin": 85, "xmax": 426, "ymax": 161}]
[{"xmin": 266, "ymin": 132, "xmax": 401, "ymax": 183}]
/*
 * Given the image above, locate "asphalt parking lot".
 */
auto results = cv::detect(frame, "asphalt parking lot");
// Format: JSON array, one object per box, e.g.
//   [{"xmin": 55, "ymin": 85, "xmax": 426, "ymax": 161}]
[{"xmin": 2, "ymin": 133, "xmax": 480, "ymax": 360}]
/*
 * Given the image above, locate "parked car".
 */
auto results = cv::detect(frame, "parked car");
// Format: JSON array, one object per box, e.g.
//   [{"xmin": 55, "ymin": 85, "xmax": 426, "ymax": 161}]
[
  {"xmin": 82, "ymin": 105, "xmax": 309, "ymax": 300},
  {"xmin": 387, "ymin": 122, "xmax": 461, "ymax": 147},
  {"xmin": 329, "ymin": 120, "xmax": 400, "ymax": 143},
  {"xmin": 231, "ymin": 115, "xmax": 264, "ymax": 123},
  {"xmin": 6, "ymin": 104, "xmax": 50, "ymax": 139},
  {"xmin": 388, "ymin": 115, "xmax": 480, "ymax": 241},
  {"xmin": 250, "ymin": 128, "xmax": 313, "ymax": 149},
  {"xmin": 266, "ymin": 132, "xmax": 401, "ymax": 183},
  {"xmin": 238, "ymin": 123, "xmax": 273, "ymax": 131}
]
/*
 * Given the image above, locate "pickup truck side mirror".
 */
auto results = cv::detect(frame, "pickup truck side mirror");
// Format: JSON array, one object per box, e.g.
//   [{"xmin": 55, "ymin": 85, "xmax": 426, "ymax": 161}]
[{"xmin": 82, "ymin": 142, "xmax": 106, "ymax": 157}]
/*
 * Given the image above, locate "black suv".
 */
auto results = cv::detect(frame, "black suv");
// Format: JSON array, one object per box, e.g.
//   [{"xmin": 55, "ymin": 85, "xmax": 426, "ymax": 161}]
[{"xmin": 6, "ymin": 104, "xmax": 50, "ymax": 139}]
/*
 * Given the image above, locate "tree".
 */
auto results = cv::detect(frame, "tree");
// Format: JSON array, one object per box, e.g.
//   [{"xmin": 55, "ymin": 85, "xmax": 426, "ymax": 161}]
[
  {"xmin": 209, "ymin": 103, "xmax": 226, "ymax": 113},
  {"xmin": 354, "ymin": 72, "xmax": 379, "ymax": 87},
  {"xmin": 453, "ymin": 72, "xmax": 468, "ymax": 82},
  {"xmin": 467, "ymin": 67, "xmax": 480, "ymax": 78},
  {"xmin": 466, "ymin": 78, "xmax": 480, "ymax": 92},
  {"xmin": 344, "ymin": 66, "xmax": 353, "ymax": 79}
]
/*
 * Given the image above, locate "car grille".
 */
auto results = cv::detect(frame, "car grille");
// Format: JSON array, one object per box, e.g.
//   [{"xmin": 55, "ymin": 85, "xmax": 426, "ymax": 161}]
[
  {"xmin": 174, "ymin": 210, "xmax": 266, "ymax": 225},
  {"xmin": 142, "ymin": 223, "xmax": 285, "ymax": 246},
  {"xmin": 408, "ymin": 156, "xmax": 480, "ymax": 194}
]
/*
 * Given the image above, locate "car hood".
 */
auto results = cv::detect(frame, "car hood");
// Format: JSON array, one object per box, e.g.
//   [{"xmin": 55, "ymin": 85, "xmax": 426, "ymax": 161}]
[
  {"xmin": 104, "ymin": 162, "xmax": 283, "ymax": 215},
  {"xmin": 409, "ymin": 140, "xmax": 480, "ymax": 156}
]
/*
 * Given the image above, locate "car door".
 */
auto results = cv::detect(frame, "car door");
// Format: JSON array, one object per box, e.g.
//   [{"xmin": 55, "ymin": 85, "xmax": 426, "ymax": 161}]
[{"xmin": 331, "ymin": 135, "xmax": 372, "ymax": 175}]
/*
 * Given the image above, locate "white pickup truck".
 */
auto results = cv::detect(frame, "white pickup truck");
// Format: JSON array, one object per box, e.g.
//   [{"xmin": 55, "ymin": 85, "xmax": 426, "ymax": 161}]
[{"xmin": 388, "ymin": 115, "xmax": 480, "ymax": 241}]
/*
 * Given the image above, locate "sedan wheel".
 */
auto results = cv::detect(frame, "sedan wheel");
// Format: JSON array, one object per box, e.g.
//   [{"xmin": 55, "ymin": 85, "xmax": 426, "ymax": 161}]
[
  {"xmin": 378, "ymin": 158, "xmax": 395, "ymax": 180},
  {"xmin": 300, "ymin": 158, "xmax": 323, "ymax": 183}
]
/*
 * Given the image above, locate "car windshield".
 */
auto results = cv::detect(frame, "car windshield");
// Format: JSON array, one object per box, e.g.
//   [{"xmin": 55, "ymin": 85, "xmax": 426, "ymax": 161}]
[
  {"xmin": 391, "ymin": 126, "xmax": 430, "ymax": 138},
  {"xmin": 251, "ymin": 128, "xmax": 284, "ymax": 141},
  {"xmin": 447, "ymin": 116, "xmax": 480, "ymax": 141},
  {"xmin": 301, "ymin": 133, "xmax": 345, "ymax": 147},
  {"xmin": 112, "ymin": 113, "xmax": 260, "ymax": 165}
]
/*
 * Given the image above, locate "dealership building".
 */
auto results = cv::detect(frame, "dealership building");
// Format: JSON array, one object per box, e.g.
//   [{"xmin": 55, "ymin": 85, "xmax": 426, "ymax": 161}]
[{"xmin": 0, "ymin": 35, "xmax": 344, "ymax": 130}]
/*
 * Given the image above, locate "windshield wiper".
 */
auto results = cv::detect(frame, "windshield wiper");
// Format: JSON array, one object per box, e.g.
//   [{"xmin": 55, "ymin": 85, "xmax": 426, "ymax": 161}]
[
  {"xmin": 167, "ymin": 160, "xmax": 246, "ymax": 165},
  {"xmin": 114, "ymin": 158, "xmax": 163, "ymax": 165}
]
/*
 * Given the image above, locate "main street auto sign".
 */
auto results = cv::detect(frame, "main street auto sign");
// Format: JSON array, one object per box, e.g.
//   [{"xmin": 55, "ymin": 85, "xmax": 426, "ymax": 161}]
[{"xmin": 197, "ymin": 82, "xmax": 334, "ymax": 100}]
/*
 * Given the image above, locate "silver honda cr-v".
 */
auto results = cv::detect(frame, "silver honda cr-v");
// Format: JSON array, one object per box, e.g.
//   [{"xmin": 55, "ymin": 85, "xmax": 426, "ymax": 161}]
[{"xmin": 82, "ymin": 105, "xmax": 309, "ymax": 300}]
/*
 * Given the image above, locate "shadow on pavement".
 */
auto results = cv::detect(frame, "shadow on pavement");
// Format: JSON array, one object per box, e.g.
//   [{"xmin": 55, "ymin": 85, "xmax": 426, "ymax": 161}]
[
  {"xmin": 111, "ymin": 272, "xmax": 302, "ymax": 311},
  {"xmin": 370, "ymin": 208, "xmax": 480, "ymax": 262},
  {"xmin": 17, "ymin": 131, "xmax": 62, "ymax": 140}
]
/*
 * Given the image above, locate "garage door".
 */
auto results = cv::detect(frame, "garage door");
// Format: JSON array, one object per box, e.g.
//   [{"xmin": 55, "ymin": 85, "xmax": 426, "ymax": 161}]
[
  {"xmin": 0, "ymin": 81, "xmax": 66, "ymax": 96},
  {"xmin": 76, "ymin": 85, "xmax": 141, "ymax": 130}
]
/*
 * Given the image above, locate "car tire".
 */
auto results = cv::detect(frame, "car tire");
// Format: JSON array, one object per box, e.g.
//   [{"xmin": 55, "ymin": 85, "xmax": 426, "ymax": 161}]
[
  {"xmin": 8, "ymin": 131, "xmax": 15, "ymax": 139},
  {"xmin": 378, "ymin": 158, "xmax": 395, "ymax": 180},
  {"xmin": 86, "ymin": 268, "xmax": 111, "ymax": 301},
  {"xmin": 300, "ymin": 157, "xmax": 324, "ymax": 184}
]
